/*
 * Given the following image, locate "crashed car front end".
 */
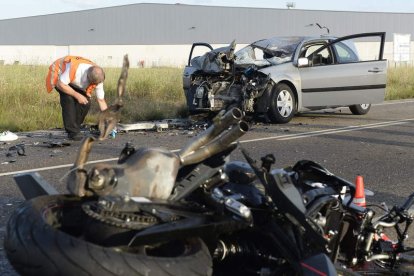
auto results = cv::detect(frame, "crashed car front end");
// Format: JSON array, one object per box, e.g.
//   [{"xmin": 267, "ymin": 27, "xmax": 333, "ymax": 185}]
[{"xmin": 184, "ymin": 37, "xmax": 303, "ymax": 117}]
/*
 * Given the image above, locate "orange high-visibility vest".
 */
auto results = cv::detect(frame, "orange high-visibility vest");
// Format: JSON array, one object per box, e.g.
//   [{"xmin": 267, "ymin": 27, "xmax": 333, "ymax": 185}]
[{"xmin": 45, "ymin": 56, "xmax": 98, "ymax": 96}]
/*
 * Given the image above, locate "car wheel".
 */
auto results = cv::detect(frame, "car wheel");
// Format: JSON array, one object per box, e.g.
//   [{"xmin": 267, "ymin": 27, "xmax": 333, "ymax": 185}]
[
  {"xmin": 268, "ymin": 84, "xmax": 296, "ymax": 124},
  {"xmin": 349, "ymin": 104, "xmax": 371, "ymax": 115}
]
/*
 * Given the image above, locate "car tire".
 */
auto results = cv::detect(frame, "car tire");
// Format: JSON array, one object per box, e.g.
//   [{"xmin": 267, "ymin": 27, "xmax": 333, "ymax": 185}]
[
  {"xmin": 349, "ymin": 104, "xmax": 371, "ymax": 115},
  {"xmin": 268, "ymin": 84, "xmax": 296, "ymax": 124}
]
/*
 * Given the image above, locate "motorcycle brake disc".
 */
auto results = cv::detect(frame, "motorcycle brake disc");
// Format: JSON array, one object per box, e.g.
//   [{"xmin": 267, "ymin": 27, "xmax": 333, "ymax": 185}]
[
  {"xmin": 82, "ymin": 201, "xmax": 158, "ymax": 230},
  {"xmin": 81, "ymin": 201, "xmax": 180, "ymax": 230}
]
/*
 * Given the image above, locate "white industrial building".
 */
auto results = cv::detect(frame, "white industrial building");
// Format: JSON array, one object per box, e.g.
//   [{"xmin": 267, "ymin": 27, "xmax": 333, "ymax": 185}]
[{"xmin": 0, "ymin": 3, "xmax": 413, "ymax": 67}]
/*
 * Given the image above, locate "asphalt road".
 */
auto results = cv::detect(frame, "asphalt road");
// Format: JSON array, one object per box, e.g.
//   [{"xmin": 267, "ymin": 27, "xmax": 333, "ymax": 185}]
[{"xmin": 1, "ymin": 99, "xmax": 414, "ymax": 274}]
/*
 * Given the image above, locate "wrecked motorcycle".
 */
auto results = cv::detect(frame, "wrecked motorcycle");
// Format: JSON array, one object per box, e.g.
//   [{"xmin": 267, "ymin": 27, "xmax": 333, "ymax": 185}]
[{"xmin": 5, "ymin": 56, "xmax": 414, "ymax": 276}]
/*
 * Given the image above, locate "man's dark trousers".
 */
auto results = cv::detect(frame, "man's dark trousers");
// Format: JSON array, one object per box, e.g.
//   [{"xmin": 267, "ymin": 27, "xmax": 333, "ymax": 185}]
[{"xmin": 56, "ymin": 85, "xmax": 91, "ymax": 137}]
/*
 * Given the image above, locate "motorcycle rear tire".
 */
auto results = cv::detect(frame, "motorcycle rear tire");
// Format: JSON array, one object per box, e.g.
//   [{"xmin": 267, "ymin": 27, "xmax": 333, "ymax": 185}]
[{"xmin": 4, "ymin": 195, "xmax": 212, "ymax": 276}]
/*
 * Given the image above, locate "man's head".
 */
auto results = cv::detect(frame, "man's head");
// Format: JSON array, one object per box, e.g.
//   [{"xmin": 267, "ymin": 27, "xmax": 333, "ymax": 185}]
[{"xmin": 87, "ymin": 66, "xmax": 105, "ymax": 85}]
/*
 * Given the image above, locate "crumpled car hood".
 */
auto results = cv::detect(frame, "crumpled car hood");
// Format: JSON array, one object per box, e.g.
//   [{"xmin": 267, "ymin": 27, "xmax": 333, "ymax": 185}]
[
  {"xmin": 190, "ymin": 37, "xmax": 306, "ymax": 73},
  {"xmin": 190, "ymin": 40, "xmax": 236, "ymax": 73}
]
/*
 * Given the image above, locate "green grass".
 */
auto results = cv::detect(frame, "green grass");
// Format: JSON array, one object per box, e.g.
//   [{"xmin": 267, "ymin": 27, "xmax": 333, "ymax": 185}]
[{"xmin": 0, "ymin": 65, "xmax": 413, "ymax": 132}]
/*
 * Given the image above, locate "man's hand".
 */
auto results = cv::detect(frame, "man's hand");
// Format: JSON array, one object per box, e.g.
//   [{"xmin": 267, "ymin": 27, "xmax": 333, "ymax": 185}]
[
  {"xmin": 56, "ymin": 80, "xmax": 89, "ymax": 104},
  {"xmin": 76, "ymin": 94, "xmax": 89, "ymax": 105}
]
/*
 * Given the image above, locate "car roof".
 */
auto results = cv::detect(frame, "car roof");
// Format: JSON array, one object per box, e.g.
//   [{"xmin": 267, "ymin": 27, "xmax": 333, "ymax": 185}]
[{"xmin": 251, "ymin": 35, "xmax": 338, "ymax": 47}]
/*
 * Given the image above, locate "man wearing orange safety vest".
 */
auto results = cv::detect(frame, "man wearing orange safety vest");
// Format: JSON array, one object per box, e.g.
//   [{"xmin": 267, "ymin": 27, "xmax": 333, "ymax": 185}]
[{"xmin": 46, "ymin": 56, "xmax": 108, "ymax": 141}]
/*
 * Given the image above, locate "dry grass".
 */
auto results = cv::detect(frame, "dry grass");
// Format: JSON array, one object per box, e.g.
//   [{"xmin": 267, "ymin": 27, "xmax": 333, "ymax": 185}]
[
  {"xmin": 0, "ymin": 65, "xmax": 62, "ymax": 131},
  {"xmin": 0, "ymin": 65, "xmax": 186, "ymax": 132},
  {"xmin": 0, "ymin": 65, "xmax": 412, "ymax": 132},
  {"xmin": 103, "ymin": 67, "xmax": 187, "ymax": 122},
  {"xmin": 386, "ymin": 66, "xmax": 414, "ymax": 100}
]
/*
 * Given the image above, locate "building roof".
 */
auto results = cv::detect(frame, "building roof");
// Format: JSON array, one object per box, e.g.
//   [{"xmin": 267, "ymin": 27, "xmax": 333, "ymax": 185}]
[{"xmin": 0, "ymin": 3, "xmax": 412, "ymax": 45}]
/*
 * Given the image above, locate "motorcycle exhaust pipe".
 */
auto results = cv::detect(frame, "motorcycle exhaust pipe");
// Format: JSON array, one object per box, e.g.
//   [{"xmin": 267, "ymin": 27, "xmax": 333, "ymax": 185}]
[
  {"xmin": 179, "ymin": 107, "xmax": 243, "ymax": 158},
  {"xmin": 180, "ymin": 120, "xmax": 249, "ymax": 166}
]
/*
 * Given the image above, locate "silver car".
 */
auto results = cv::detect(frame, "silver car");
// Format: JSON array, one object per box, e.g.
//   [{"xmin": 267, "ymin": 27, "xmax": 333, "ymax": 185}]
[{"xmin": 183, "ymin": 32, "xmax": 386, "ymax": 123}]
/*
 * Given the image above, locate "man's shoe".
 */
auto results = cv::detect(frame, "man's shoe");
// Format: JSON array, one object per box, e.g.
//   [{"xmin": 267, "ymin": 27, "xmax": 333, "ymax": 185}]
[
  {"xmin": 0, "ymin": 131, "xmax": 18, "ymax": 142},
  {"xmin": 68, "ymin": 133, "xmax": 83, "ymax": 141}
]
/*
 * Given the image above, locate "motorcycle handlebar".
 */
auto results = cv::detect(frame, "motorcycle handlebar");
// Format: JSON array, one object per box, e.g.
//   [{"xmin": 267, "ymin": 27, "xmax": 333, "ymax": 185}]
[
  {"xmin": 384, "ymin": 192, "xmax": 414, "ymax": 224},
  {"xmin": 374, "ymin": 193, "xmax": 414, "ymax": 229},
  {"xmin": 401, "ymin": 192, "xmax": 414, "ymax": 214}
]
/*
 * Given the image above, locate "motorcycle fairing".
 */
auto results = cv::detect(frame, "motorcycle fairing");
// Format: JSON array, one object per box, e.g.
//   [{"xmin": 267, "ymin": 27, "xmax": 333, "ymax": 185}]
[
  {"xmin": 240, "ymin": 148, "xmax": 327, "ymax": 253},
  {"xmin": 301, "ymin": 253, "xmax": 337, "ymax": 276}
]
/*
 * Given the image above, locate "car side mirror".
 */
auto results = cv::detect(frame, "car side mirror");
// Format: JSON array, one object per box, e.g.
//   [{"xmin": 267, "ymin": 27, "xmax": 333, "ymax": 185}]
[{"xmin": 297, "ymin": 57, "xmax": 310, "ymax": 67}]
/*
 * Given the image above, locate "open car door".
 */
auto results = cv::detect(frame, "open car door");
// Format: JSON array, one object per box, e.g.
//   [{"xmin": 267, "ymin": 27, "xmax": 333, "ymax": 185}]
[
  {"xmin": 183, "ymin": 43, "xmax": 214, "ymax": 113},
  {"xmin": 297, "ymin": 32, "xmax": 386, "ymax": 109},
  {"xmin": 183, "ymin": 43, "xmax": 213, "ymax": 91}
]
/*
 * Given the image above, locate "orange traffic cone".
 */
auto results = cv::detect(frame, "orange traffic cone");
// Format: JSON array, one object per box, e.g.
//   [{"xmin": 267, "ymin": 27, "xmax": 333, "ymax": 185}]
[{"xmin": 353, "ymin": 175, "xmax": 366, "ymax": 207}]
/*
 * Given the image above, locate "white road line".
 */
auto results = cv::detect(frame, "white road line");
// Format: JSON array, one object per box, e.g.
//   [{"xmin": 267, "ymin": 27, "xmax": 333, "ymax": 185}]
[
  {"xmin": 0, "ymin": 158, "xmax": 120, "ymax": 177},
  {"xmin": 374, "ymin": 100, "xmax": 414, "ymax": 106},
  {"xmin": 240, "ymin": 118, "xmax": 414, "ymax": 143},
  {"xmin": 1, "ymin": 118, "xmax": 413, "ymax": 177}
]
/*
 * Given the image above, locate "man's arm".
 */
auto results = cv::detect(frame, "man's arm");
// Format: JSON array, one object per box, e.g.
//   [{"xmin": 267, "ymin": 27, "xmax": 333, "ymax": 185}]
[
  {"xmin": 94, "ymin": 83, "xmax": 107, "ymax": 111},
  {"xmin": 56, "ymin": 80, "xmax": 89, "ymax": 105},
  {"xmin": 97, "ymin": 98, "xmax": 108, "ymax": 111}
]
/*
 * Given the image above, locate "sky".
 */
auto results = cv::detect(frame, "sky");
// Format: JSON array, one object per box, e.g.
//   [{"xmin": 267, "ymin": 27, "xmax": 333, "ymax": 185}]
[{"xmin": 1, "ymin": 0, "xmax": 414, "ymax": 20}]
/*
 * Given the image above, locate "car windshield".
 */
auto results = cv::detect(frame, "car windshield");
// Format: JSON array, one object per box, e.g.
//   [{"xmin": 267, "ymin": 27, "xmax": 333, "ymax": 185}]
[{"xmin": 235, "ymin": 36, "xmax": 304, "ymax": 67}]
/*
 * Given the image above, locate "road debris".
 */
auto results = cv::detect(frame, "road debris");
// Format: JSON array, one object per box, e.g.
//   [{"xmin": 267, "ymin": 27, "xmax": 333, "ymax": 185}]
[
  {"xmin": 0, "ymin": 131, "xmax": 18, "ymax": 142},
  {"xmin": 44, "ymin": 141, "xmax": 71, "ymax": 148},
  {"xmin": 1, "ymin": 160, "xmax": 16, "ymax": 165},
  {"xmin": 117, "ymin": 118, "xmax": 191, "ymax": 132},
  {"xmin": 1, "ymin": 117, "xmax": 212, "ymax": 165},
  {"xmin": 110, "ymin": 128, "xmax": 118, "ymax": 138},
  {"xmin": 7, "ymin": 144, "xmax": 26, "ymax": 157}
]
